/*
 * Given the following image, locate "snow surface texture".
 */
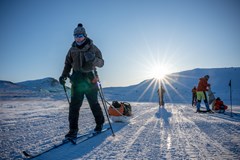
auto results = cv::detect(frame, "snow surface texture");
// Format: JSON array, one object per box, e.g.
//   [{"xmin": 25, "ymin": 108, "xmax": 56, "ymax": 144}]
[{"xmin": 0, "ymin": 100, "xmax": 240, "ymax": 160}]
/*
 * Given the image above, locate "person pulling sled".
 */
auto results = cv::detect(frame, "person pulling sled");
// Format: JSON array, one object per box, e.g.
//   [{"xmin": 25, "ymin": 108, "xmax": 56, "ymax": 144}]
[{"xmin": 59, "ymin": 23, "xmax": 105, "ymax": 139}]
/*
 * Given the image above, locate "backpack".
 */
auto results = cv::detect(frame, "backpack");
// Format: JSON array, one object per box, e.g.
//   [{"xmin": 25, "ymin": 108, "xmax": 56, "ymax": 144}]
[
  {"xmin": 112, "ymin": 101, "xmax": 122, "ymax": 108},
  {"xmin": 122, "ymin": 102, "xmax": 132, "ymax": 116},
  {"xmin": 108, "ymin": 101, "xmax": 124, "ymax": 116},
  {"xmin": 108, "ymin": 101, "xmax": 132, "ymax": 117}
]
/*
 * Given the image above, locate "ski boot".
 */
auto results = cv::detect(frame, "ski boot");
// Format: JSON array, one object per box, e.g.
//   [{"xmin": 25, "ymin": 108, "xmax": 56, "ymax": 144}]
[
  {"xmin": 195, "ymin": 109, "xmax": 199, "ymax": 113},
  {"xmin": 65, "ymin": 129, "xmax": 78, "ymax": 139},
  {"xmin": 94, "ymin": 124, "xmax": 103, "ymax": 132}
]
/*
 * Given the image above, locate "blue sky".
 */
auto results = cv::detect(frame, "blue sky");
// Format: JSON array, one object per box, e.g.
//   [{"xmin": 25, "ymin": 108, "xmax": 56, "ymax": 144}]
[{"xmin": 0, "ymin": 0, "xmax": 240, "ymax": 87}]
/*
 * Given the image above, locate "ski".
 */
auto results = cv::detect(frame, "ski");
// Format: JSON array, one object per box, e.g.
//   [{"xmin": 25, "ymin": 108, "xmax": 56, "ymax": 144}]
[
  {"xmin": 22, "ymin": 138, "xmax": 71, "ymax": 159},
  {"xmin": 22, "ymin": 131, "xmax": 96, "ymax": 159},
  {"xmin": 71, "ymin": 127, "xmax": 110, "ymax": 145},
  {"xmin": 195, "ymin": 110, "xmax": 214, "ymax": 113}
]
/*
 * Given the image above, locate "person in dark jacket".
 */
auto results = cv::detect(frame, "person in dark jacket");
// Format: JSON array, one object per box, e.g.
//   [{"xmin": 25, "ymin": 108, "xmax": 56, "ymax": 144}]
[
  {"xmin": 192, "ymin": 86, "xmax": 197, "ymax": 106},
  {"xmin": 59, "ymin": 23, "xmax": 105, "ymax": 138},
  {"xmin": 157, "ymin": 83, "xmax": 165, "ymax": 106},
  {"xmin": 196, "ymin": 75, "xmax": 212, "ymax": 112}
]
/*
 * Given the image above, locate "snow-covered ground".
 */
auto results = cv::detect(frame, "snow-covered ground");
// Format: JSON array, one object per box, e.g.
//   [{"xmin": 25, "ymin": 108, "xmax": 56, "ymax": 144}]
[{"xmin": 0, "ymin": 99, "xmax": 240, "ymax": 160}]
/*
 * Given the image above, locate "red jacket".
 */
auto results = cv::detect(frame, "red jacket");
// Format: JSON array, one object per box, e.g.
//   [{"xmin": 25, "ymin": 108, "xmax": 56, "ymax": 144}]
[
  {"xmin": 197, "ymin": 77, "xmax": 209, "ymax": 91},
  {"xmin": 214, "ymin": 99, "xmax": 228, "ymax": 110}
]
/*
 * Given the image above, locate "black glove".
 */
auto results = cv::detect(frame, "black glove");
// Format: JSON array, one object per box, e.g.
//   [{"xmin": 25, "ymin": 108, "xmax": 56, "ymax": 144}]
[
  {"xmin": 84, "ymin": 52, "xmax": 95, "ymax": 62},
  {"xmin": 59, "ymin": 76, "xmax": 67, "ymax": 85}
]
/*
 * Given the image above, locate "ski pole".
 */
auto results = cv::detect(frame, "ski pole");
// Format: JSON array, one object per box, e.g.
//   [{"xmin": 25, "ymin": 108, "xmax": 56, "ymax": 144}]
[
  {"xmin": 93, "ymin": 68, "xmax": 115, "ymax": 136},
  {"xmin": 63, "ymin": 84, "xmax": 70, "ymax": 105},
  {"xmin": 229, "ymin": 80, "xmax": 233, "ymax": 117}
]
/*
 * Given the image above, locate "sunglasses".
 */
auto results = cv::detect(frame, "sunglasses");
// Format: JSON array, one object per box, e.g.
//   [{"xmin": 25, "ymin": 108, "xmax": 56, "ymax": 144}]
[{"xmin": 74, "ymin": 34, "xmax": 85, "ymax": 38}]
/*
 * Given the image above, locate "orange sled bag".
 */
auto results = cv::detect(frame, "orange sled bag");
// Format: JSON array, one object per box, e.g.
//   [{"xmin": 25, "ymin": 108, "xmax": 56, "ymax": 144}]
[{"xmin": 108, "ymin": 101, "xmax": 124, "ymax": 116}]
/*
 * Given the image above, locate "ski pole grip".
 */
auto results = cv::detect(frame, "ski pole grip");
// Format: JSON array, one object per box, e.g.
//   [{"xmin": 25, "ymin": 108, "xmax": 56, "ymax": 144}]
[{"xmin": 93, "ymin": 68, "xmax": 98, "ymax": 76}]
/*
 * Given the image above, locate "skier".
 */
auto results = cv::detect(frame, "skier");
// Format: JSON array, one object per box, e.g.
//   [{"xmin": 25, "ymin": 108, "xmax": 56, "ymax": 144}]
[
  {"xmin": 196, "ymin": 75, "xmax": 212, "ymax": 112},
  {"xmin": 59, "ymin": 23, "xmax": 105, "ymax": 139},
  {"xmin": 192, "ymin": 86, "xmax": 197, "ymax": 106},
  {"xmin": 157, "ymin": 83, "xmax": 165, "ymax": 106}
]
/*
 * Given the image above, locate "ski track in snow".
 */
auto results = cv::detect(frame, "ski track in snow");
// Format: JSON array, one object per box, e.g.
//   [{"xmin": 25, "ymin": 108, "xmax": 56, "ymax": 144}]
[{"xmin": 0, "ymin": 100, "xmax": 240, "ymax": 160}]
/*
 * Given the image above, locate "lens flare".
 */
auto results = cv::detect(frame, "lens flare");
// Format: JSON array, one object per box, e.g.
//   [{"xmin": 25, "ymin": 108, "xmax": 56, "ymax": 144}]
[
  {"xmin": 149, "ymin": 65, "xmax": 170, "ymax": 81},
  {"xmin": 131, "ymin": 59, "xmax": 192, "ymax": 103},
  {"xmin": 125, "ymin": 39, "xmax": 192, "ymax": 103}
]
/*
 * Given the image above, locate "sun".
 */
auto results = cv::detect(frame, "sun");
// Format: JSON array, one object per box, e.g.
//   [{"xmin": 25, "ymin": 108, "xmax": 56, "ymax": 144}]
[
  {"xmin": 149, "ymin": 64, "xmax": 170, "ymax": 80},
  {"xmin": 140, "ymin": 54, "xmax": 173, "ymax": 81},
  {"xmin": 137, "ymin": 62, "xmax": 173, "ymax": 102}
]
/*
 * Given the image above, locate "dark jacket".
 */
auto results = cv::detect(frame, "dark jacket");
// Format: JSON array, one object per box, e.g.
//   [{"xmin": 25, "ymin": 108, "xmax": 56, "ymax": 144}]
[{"xmin": 61, "ymin": 38, "xmax": 104, "ymax": 78}]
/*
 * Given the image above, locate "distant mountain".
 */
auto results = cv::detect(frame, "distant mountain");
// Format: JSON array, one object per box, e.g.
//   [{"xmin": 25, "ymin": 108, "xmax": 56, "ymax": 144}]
[
  {"xmin": 18, "ymin": 77, "xmax": 63, "ymax": 93},
  {"xmin": 1, "ymin": 67, "xmax": 239, "ymax": 105},
  {"xmin": 103, "ymin": 67, "xmax": 240, "ymax": 105},
  {"xmin": 0, "ymin": 80, "xmax": 22, "ymax": 89},
  {"xmin": 0, "ymin": 80, "xmax": 36, "ymax": 99},
  {"xmin": 0, "ymin": 78, "xmax": 69, "ymax": 100}
]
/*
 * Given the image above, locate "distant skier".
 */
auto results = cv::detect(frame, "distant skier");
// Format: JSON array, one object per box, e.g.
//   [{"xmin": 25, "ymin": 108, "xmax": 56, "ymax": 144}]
[
  {"xmin": 157, "ymin": 83, "xmax": 165, "ymax": 106},
  {"xmin": 59, "ymin": 23, "xmax": 105, "ymax": 139},
  {"xmin": 192, "ymin": 86, "xmax": 197, "ymax": 106},
  {"xmin": 196, "ymin": 75, "xmax": 212, "ymax": 112}
]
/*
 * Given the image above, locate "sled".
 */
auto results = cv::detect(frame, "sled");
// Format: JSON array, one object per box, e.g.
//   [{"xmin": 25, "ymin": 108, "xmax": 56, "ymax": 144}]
[
  {"xmin": 110, "ymin": 115, "xmax": 131, "ymax": 123},
  {"xmin": 108, "ymin": 101, "xmax": 132, "ymax": 123}
]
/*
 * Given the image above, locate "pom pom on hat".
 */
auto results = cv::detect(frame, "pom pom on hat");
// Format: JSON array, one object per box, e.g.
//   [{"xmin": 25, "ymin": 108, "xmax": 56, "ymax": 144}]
[
  {"xmin": 204, "ymin": 75, "xmax": 209, "ymax": 79},
  {"xmin": 74, "ymin": 23, "xmax": 87, "ymax": 37}
]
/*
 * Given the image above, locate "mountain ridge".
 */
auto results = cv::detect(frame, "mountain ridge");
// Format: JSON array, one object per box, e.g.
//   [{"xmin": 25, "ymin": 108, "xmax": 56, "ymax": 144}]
[
  {"xmin": 103, "ymin": 67, "xmax": 240, "ymax": 104},
  {"xmin": 1, "ymin": 67, "xmax": 239, "ymax": 104},
  {"xmin": 0, "ymin": 77, "xmax": 68, "ymax": 99}
]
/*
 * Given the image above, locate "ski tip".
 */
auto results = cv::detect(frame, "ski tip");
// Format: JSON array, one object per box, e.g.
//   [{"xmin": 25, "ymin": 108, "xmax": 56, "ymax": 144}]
[{"xmin": 22, "ymin": 151, "xmax": 31, "ymax": 157}]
